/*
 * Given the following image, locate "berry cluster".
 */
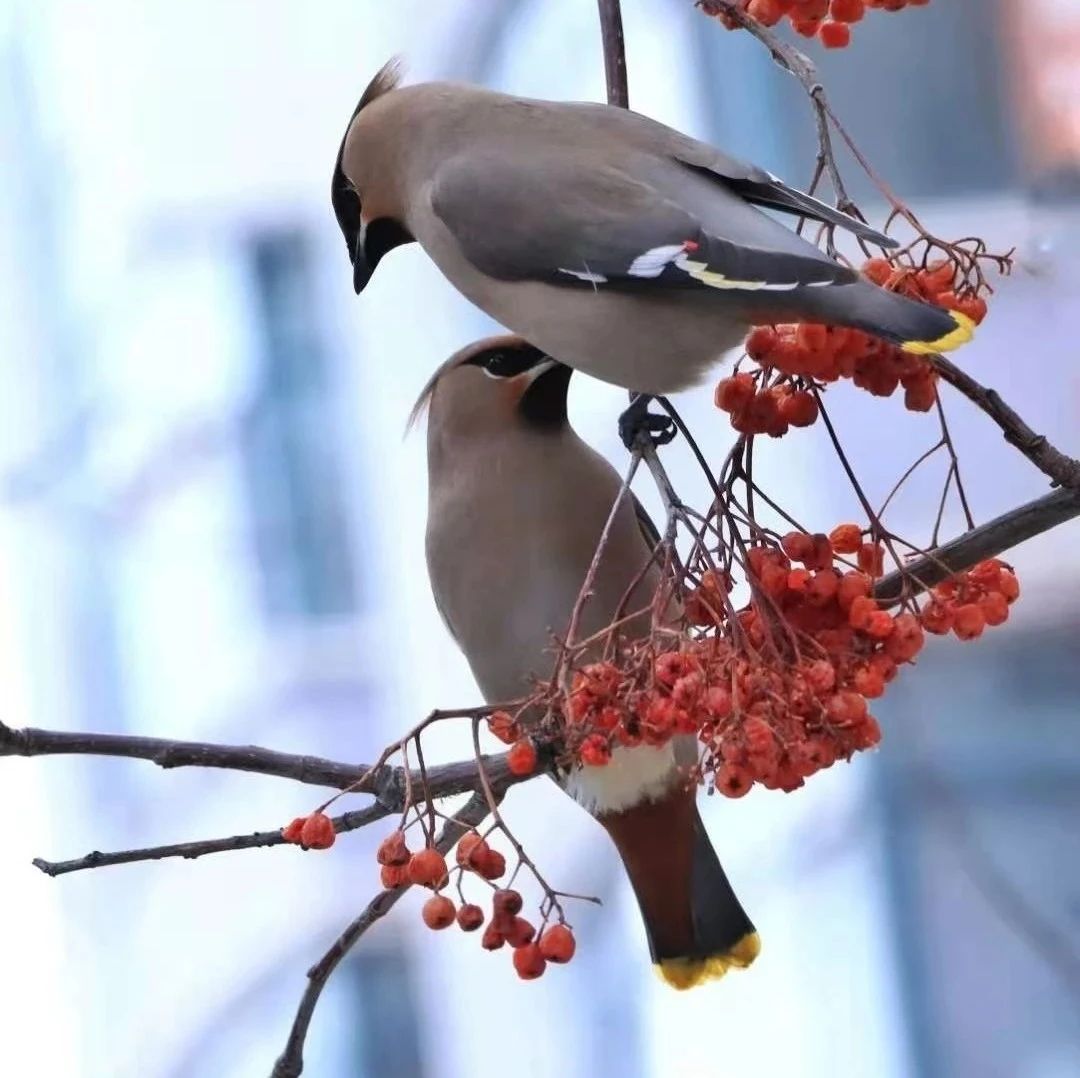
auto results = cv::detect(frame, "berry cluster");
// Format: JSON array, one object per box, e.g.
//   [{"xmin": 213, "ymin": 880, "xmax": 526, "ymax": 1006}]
[
  {"xmin": 704, "ymin": 0, "xmax": 931, "ymax": 49},
  {"xmin": 549, "ymin": 528, "xmax": 1019, "ymax": 797},
  {"xmin": 281, "ymin": 811, "xmax": 336, "ymax": 850},
  {"xmin": 374, "ymin": 828, "xmax": 577, "ymax": 979},
  {"xmin": 714, "ymin": 258, "xmax": 989, "ymax": 435},
  {"xmin": 920, "ymin": 558, "xmax": 1019, "ymax": 640}
]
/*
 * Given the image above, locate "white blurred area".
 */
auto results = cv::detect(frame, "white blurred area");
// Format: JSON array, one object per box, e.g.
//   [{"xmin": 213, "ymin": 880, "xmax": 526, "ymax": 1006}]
[{"xmin": 0, "ymin": 2, "xmax": 1078, "ymax": 1077}]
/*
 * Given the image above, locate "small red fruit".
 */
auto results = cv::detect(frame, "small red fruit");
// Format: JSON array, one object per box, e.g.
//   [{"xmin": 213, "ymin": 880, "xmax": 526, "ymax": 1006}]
[
  {"xmin": 407, "ymin": 848, "xmax": 449, "ymax": 889},
  {"xmin": 299, "ymin": 812, "xmax": 336, "ymax": 850},
  {"xmin": 539, "ymin": 924, "xmax": 577, "ymax": 964},
  {"xmin": 456, "ymin": 904, "xmax": 485, "ymax": 932},
  {"xmin": 493, "ymin": 889, "xmax": 524, "ymax": 918},
  {"xmin": 380, "ymin": 864, "xmax": 410, "ymax": 889},
  {"xmin": 481, "ymin": 923, "xmax": 505, "ymax": 951},
  {"xmin": 512, "ymin": 943, "xmax": 547, "ymax": 980},
  {"xmin": 376, "ymin": 830, "xmax": 410, "ymax": 866},
  {"xmin": 507, "ymin": 738, "xmax": 538, "ymax": 776},
  {"xmin": 421, "ymin": 895, "xmax": 456, "ymax": 930},
  {"xmin": 281, "ymin": 817, "xmax": 305, "ymax": 844},
  {"xmin": 506, "ymin": 917, "xmax": 537, "ymax": 947}
]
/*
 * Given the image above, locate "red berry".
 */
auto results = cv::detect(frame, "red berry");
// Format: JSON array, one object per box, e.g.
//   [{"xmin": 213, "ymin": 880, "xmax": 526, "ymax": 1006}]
[
  {"xmin": 407, "ymin": 848, "xmax": 449, "ymax": 889},
  {"xmin": 456, "ymin": 904, "xmax": 485, "ymax": 932},
  {"xmin": 580, "ymin": 734, "xmax": 612, "ymax": 767},
  {"xmin": 953, "ymin": 603, "xmax": 986, "ymax": 640},
  {"xmin": 507, "ymin": 738, "xmax": 538, "ymax": 776},
  {"xmin": 512, "ymin": 943, "xmax": 547, "ymax": 980},
  {"xmin": 829, "ymin": 523, "xmax": 862, "ymax": 555},
  {"xmin": 539, "ymin": 924, "xmax": 577, "ymax": 964},
  {"xmin": 421, "ymin": 895, "xmax": 456, "ymax": 930},
  {"xmin": 476, "ymin": 848, "xmax": 507, "ymax": 881},
  {"xmin": 481, "ymin": 923, "xmax": 505, "ymax": 951},
  {"xmin": 281, "ymin": 817, "xmax": 305, "ymax": 844},
  {"xmin": 506, "ymin": 917, "xmax": 537, "ymax": 947},
  {"xmin": 376, "ymin": 830, "xmax": 410, "ymax": 866},
  {"xmin": 299, "ymin": 812, "xmax": 336, "ymax": 850},
  {"xmin": 492, "ymin": 888, "xmax": 524, "ymax": 918},
  {"xmin": 487, "ymin": 709, "xmax": 519, "ymax": 745},
  {"xmin": 380, "ymin": 863, "xmax": 410, "ymax": 889}
]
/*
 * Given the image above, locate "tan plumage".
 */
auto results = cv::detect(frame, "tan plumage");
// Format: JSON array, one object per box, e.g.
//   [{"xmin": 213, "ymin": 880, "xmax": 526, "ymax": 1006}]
[
  {"xmin": 334, "ymin": 62, "xmax": 974, "ymax": 396},
  {"xmin": 419, "ymin": 335, "xmax": 759, "ymax": 986}
]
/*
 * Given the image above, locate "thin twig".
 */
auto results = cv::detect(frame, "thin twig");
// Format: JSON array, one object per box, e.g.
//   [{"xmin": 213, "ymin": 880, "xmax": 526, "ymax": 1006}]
[
  {"xmin": 596, "ymin": 0, "xmax": 628, "ymax": 108},
  {"xmin": 31, "ymin": 804, "xmax": 389, "ymax": 878},
  {"xmin": 932, "ymin": 355, "xmax": 1080, "ymax": 492}
]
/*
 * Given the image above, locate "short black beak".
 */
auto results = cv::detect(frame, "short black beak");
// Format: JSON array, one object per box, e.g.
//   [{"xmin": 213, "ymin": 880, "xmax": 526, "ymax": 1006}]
[
  {"xmin": 352, "ymin": 224, "xmax": 373, "ymax": 294},
  {"xmin": 349, "ymin": 218, "xmax": 414, "ymax": 295}
]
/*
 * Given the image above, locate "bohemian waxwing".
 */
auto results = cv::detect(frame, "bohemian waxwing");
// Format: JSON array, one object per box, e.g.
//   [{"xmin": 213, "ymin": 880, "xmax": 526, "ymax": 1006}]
[
  {"xmin": 417, "ymin": 334, "xmax": 759, "ymax": 989},
  {"xmin": 335, "ymin": 62, "xmax": 974, "ymax": 402}
]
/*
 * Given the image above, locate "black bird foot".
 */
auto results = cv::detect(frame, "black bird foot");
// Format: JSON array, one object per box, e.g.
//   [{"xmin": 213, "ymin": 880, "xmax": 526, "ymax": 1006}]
[{"xmin": 618, "ymin": 394, "xmax": 677, "ymax": 451}]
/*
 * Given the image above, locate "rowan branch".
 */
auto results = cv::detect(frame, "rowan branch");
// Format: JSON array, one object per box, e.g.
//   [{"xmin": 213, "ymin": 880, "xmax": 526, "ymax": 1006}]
[
  {"xmin": 876, "ymin": 488, "xmax": 1080, "ymax": 603},
  {"xmin": 596, "ymin": 0, "xmax": 628, "ymax": 108},
  {"xmin": 0, "ymin": 716, "xmax": 523, "ymax": 802},
  {"xmin": 271, "ymin": 790, "xmax": 494, "ymax": 1078},
  {"xmin": 931, "ymin": 356, "xmax": 1080, "ymax": 491},
  {"xmin": 31, "ymin": 803, "xmax": 390, "ymax": 878}
]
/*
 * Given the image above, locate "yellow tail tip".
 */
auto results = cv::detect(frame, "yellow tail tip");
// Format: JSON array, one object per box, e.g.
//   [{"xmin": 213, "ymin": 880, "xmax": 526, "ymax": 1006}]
[
  {"xmin": 901, "ymin": 310, "xmax": 976, "ymax": 355},
  {"xmin": 655, "ymin": 932, "xmax": 762, "ymax": 991}
]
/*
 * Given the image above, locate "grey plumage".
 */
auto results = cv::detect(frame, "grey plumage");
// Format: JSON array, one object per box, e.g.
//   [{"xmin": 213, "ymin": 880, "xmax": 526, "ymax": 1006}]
[{"xmin": 334, "ymin": 66, "xmax": 972, "ymax": 394}]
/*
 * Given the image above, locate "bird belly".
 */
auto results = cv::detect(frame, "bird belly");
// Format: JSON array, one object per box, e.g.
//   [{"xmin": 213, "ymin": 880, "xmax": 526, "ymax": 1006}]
[
  {"xmin": 564, "ymin": 743, "xmax": 678, "ymax": 814},
  {"xmin": 416, "ymin": 215, "xmax": 747, "ymax": 396}
]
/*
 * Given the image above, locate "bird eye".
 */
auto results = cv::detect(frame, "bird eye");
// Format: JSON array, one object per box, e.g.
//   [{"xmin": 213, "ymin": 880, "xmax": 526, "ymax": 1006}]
[
  {"xmin": 468, "ymin": 347, "xmax": 544, "ymax": 379},
  {"xmin": 485, "ymin": 352, "xmax": 512, "ymax": 376}
]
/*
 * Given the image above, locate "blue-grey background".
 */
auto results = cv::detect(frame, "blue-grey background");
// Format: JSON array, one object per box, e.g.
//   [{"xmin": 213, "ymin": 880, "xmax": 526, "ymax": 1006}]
[{"xmin": 1, "ymin": 2, "xmax": 1078, "ymax": 1076}]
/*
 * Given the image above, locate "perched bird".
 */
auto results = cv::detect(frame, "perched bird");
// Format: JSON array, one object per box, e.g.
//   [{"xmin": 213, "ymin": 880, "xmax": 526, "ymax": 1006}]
[
  {"xmin": 334, "ymin": 61, "xmax": 974, "ymax": 404},
  {"xmin": 417, "ymin": 334, "xmax": 759, "ymax": 989}
]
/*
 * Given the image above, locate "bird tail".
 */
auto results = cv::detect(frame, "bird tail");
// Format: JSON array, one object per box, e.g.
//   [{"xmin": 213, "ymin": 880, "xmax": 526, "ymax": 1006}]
[
  {"xmin": 802, "ymin": 280, "xmax": 975, "ymax": 355},
  {"xmin": 599, "ymin": 790, "xmax": 759, "ymax": 991}
]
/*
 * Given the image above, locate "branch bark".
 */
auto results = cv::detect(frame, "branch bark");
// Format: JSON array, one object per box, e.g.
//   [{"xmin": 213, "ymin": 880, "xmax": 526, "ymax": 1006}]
[
  {"xmin": 596, "ymin": 0, "xmax": 628, "ymax": 108},
  {"xmin": 876, "ymin": 488, "xmax": 1080, "ymax": 603},
  {"xmin": 0, "ymin": 719, "xmax": 523, "ymax": 802},
  {"xmin": 31, "ymin": 803, "xmax": 390, "ymax": 878},
  {"xmin": 931, "ymin": 355, "xmax": 1080, "ymax": 491}
]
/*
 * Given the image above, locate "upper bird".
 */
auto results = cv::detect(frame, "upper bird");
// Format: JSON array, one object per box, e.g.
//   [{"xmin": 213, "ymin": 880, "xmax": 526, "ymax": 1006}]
[
  {"xmin": 332, "ymin": 61, "xmax": 974, "ymax": 397},
  {"xmin": 418, "ymin": 334, "xmax": 758, "ymax": 989}
]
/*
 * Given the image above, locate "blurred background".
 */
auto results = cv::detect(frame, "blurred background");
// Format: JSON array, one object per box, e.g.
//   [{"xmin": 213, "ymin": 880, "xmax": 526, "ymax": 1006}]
[{"xmin": 1, "ymin": 1, "xmax": 1078, "ymax": 1076}]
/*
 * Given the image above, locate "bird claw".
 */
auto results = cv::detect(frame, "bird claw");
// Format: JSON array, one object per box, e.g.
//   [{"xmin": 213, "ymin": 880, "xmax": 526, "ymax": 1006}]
[{"xmin": 618, "ymin": 395, "xmax": 677, "ymax": 451}]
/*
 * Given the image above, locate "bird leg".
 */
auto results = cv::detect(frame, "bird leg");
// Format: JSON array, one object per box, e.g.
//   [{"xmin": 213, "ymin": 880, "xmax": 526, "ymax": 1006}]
[{"xmin": 618, "ymin": 393, "xmax": 677, "ymax": 451}]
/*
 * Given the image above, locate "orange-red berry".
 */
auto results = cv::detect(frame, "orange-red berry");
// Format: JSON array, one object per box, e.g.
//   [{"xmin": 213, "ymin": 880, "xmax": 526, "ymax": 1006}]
[
  {"xmin": 421, "ymin": 895, "xmax": 456, "ymax": 930},
  {"xmin": 539, "ymin": 924, "xmax": 577, "ymax": 964}
]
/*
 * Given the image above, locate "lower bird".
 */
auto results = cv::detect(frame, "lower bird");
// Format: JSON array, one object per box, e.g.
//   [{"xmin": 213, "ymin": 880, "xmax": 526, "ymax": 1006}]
[{"xmin": 417, "ymin": 334, "xmax": 759, "ymax": 988}]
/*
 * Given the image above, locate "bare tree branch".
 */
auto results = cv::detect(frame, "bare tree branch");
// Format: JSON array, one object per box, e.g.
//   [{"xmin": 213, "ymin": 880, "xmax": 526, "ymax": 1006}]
[
  {"xmin": 596, "ymin": 0, "xmax": 628, "ymax": 108},
  {"xmin": 931, "ymin": 355, "xmax": 1080, "ymax": 491},
  {"xmin": 876, "ymin": 488, "xmax": 1080, "ymax": 603},
  {"xmin": 0, "ymin": 717, "xmax": 524, "ymax": 802},
  {"xmin": 271, "ymin": 791, "xmax": 494, "ymax": 1078},
  {"xmin": 31, "ymin": 803, "xmax": 391, "ymax": 878}
]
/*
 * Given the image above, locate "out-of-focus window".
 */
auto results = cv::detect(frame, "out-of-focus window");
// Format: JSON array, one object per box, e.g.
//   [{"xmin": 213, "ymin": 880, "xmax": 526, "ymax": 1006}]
[
  {"xmin": 876, "ymin": 628, "xmax": 1080, "ymax": 1078},
  {"xmin": 241, "ymin": 230, "xmax": 360, "ymax": 622}
]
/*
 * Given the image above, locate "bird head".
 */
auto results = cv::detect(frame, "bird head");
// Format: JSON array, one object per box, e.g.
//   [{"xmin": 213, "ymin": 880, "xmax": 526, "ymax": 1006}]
[
  {"xmin": 410, "ymin": 335, "xmax": 572, "ymax": 442},
  {"xmin": 331, "ymin": 57, "xmax": 415, "ymax": 293}
]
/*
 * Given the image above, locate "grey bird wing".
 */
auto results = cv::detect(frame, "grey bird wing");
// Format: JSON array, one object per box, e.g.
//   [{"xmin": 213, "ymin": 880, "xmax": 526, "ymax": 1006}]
[
  {"xmin": 430, "ymin": 153, "xmax": 859, "ymax": 294},
  {"xmin": 665, "ymin": 138, "xmax": 897, "ymax": 249}
]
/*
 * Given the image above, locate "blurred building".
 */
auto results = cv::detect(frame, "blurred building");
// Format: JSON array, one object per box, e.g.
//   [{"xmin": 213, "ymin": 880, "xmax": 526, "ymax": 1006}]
[{"xmin": 0, "ymin": 2, "xmax": 1077, "ymax": 1077}]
